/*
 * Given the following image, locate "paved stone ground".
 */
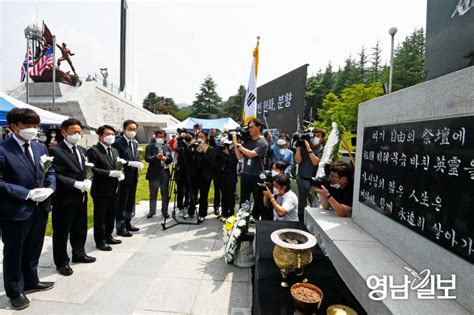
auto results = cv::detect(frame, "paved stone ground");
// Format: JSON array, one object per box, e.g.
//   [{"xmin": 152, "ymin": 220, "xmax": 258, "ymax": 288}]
[{"xmin": 0, "ymin": 201, "xmax": 253, "ymax": 314}]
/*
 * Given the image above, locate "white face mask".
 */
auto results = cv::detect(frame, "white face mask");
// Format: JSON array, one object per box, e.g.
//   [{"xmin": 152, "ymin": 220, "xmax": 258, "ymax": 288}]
[
  {"xmin": 103, "ymin": 135, "xmax": 115, "ymax": 145},
  {"xmin": 271, "ymin": 170, "xmax": 280, "ymax": 177},
  {"xmin": 19, "ymin": 127, "xmax": 38, "ymax": 141},
  {"xmin": 330, "ymin": 183, "xmax": 341, "ymax": 189},
  {"xmin": 277, "ymin": 139, "xmax": 286, "ymax": 146},
  {"xmin": 156, "ymin": 138, "xmax": 164, "ymax": 145},
  {"xmin": 125, "ymin": 130, "xmax": 136, "ymax": 139},
  {"xmin": 66, "ymin": 133, "xmax": 81, "ymax": 145},
  {"xmin": 273, "ymin": 187, "xmax": 279, "ymax": 195},
  {"xmin": 311, "ymin": 137, "xmax": 321, "ymax": 146}
]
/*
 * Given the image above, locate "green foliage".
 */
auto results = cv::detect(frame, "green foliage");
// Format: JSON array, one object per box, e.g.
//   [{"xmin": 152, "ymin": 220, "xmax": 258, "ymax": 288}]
[
  {"xmin": 191, "ymin": 75, "xmax": 223, "ymax": 118},
  {"xmin": 370, "ymin": 40, "xmax": 383, "ymax": 82},
  {"xmin": 392, "ymin": 28, "xmax": 425, "ymax": 92},
  {"xmin": 175, "ymin": 105, "xmax": 193, "ymax": 121},
  {"xmin": 142, "ymin": 92, "xmax": 178, "ymax": 117},
  {"xmin": 316, "ymin": 82, "xmax": 384, "ymax": 132},
  {"xmin": 222, "ymin": 85, "xmax": 246, "ymax": 122}
]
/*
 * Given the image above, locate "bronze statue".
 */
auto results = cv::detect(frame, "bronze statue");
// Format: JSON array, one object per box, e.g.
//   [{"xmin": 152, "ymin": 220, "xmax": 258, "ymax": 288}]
[{"xmin": 56, "ymin": 42, "xmax": 76, "ymax": 75}]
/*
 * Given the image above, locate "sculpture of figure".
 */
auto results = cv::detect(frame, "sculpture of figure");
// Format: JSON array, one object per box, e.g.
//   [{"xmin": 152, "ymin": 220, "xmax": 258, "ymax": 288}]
[
  {"xmin": 56, "ymin": 42, "xmax": 76, "ymax": 75},
  {"xmin": 100, "ymin": 68, "xmax": 108, "ymax": 88}
]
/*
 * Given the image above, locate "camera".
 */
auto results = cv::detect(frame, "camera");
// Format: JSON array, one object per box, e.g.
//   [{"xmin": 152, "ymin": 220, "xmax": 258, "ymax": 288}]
[
  {"xmin": 291, "ymin": 132, "xmax": 313, "ymax": 148},
  {"xmin": 257, "ymin": 170, "xmax": 273, "ymax": 189},
  {"xmin": 177, "ymin": 133, "xmax": 193, "ymax": 148},
  {"xmin": 309, "ymin": 163, "xmax": 332, "ymax": 188},
  {"xmin": 229, "ymin": 126, "xmax": 251, "ymax": 142},
  {"xmin": 192, "ymin": 139, "xmax": 202, "ymax": 148}
]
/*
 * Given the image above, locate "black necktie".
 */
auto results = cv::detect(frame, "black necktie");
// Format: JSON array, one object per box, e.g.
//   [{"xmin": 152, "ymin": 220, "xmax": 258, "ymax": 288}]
[
  {"xmin": 107, "ymin": 148, "xmax": 113, "ymax": 162},
  {"xmin": 71, "ymin": 145, "xmax": 82, "ymax": 169},
  {"xmin": 129, "ymin": 141, "xmax": 134, "ymax": 158},
  {"xmin": 23, "ymin": 142, "xmax": 35, "ymax": 167}
]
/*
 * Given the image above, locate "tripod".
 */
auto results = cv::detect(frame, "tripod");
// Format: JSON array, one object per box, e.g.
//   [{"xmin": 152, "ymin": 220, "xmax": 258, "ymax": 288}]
[{"xmin": 161, "ymin": 155, "xmax": 201, "ymax": 230}]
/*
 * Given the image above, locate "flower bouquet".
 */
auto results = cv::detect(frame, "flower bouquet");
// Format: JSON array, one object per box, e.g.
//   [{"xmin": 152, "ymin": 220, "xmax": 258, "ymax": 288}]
[{"xmin": 223, "ymin": 201, "xmax": 252, "ymax": 264}]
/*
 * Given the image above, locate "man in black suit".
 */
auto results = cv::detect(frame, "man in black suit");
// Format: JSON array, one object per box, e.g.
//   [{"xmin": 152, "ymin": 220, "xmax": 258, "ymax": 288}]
[
  {"xmin": 87, "ymin": 125, "xmax": 124, "ymax": 251},
  {"xmin": 112, "ymin": 120, "xmax": 143, "ymax": 237},
  {"xmin": 49, "ymin": 119, "xmax": 96, "ymax": 277},
  {"xmin": 145, "ymin": 130, "xmax": 173, "ymax": 218},
  {"xmin": 0, "ymin": 108, "xmax": 56, "ymax": 310}
]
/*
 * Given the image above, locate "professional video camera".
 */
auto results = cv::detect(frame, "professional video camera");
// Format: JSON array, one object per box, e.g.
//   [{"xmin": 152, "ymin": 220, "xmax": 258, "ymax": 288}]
[
  {"xmin": 257, "ymin": 170, "xmax": 274, "ymax": 189},
  {"xmin": 291, "ymin": 132, "xmax": 313, "ymax": 148},
  {"xmin": 229, "ymin": 126, "xmax": 251, "ymax": 142},
  {"xmin": 309, "ymin": 163, "xmax": 332, "ymax": 188},
  {"xmin": 177, "ymin": 130, "xmax": 193, "ymax": 148}
]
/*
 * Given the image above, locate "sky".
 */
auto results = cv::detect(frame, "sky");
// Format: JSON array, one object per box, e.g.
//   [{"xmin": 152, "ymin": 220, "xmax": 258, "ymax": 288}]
[{"xmin": 0, "ymin": 0, "xmax": 427, "ymax": 105}]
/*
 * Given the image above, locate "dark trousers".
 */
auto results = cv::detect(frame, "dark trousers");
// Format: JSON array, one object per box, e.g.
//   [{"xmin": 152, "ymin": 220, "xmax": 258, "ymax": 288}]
[
  {"xmin": 240, "ymin": 174, "xmax": 265, "ymax": 220},
  {"xmin": 177, "ymin": 178, "xmax": 193, "ymax": 211},
  {"xmin": 213, "ymin": 175, "xmax": 222, "ymax": 211},
  {"xmin": 93, "ymin": 196, "xmax": 117, "ymax": 245},
  {"xmin": 297, "ymin": 177, "xmax": 318, "ymax": 223},
  {"xmin": 195, "ymin": 178, "xmax": 212, "ymax": 218},
  {"xmin": 1, "ymin": 209, "xmax": 48, "ymax": 298},
  {"xmin": 221, "ymin": 178, "xmax": 237, "ymax": 218},
  {"xmin": 149, "ymin": 171, "xmax": 170, "ymax": 215},
  {"xmin": 52, "ymin": 198, "xmax": 88, "ymax": 267},
  {"xmin": 116, "ymin": 179, "xmax": 137, "ymax": 231}
]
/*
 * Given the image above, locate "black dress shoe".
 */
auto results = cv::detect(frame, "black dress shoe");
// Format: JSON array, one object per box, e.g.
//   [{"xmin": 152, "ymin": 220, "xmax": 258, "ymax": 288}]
[
  {"xmin": 24, "ymin": 281, "xmax": 55, "ymax": 294},
  {"xmin": 10, "ymin": 293, "xmax": 30, "ymax": 310},
  {"xmin": 117, "ymin": 229, "xmax": 133, "ymax": 237},
  {"xmin": 96, "ymin": 243, "xmax": 113, "ymax": 251},
  {"xmin": 56, "ymin": 264, "xmax": 73, "ymax": 276},
  {"xmin": 126, "ymin": 224, "xmax": 140, "ymax": 232},
  {"xmin": 72, "ymin": 255, "xmax": 96, "ymax": 263},
  {"xmin": 146, "ymin": 212, "xmax": 156, "ymax": 219},
  {"xmin": 106, "ymin": 237, "xmax": 122, "ymax": 245}
]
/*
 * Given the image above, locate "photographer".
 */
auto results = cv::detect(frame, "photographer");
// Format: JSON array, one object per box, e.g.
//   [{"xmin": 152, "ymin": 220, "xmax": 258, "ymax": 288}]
[
  {"xmin": 232, "ymin": 118, "xmax": 268, "ymax": 221},
  {"xmin": 262, "ymin": 174, "xmax": 298, "ymax": 222},
  {"xmin": 294, "ymin": 127, "xmax": 325, "ymax": 222},
  {"xmin": 193, "ymin": 131, "xmax": 216, "ymax": 220},
  {"xmin": 261, "ymin": 161, "xmax": 287, "ymax": 220},
  {"xmin": 174, "ymin": 132, "xmax": 196, "ymax": 218},
  {"xmin": 270, "ymin": 133, "xmax": 294, "ymax": 176},
  {"xmin": 216, "ymin": 133, "xmax": 238, "ymax": 218},
  {"xmin": 314, "ymin": 162, "xmax": 354, "ymax": 217},
  {"xmin": 145, "ymin": 130, "xmax": 173, "ymax": 219}
]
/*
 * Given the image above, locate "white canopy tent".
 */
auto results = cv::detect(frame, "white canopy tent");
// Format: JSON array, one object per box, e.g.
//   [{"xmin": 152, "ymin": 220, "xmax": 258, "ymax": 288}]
[
  {"xmin": 0, "ymin": 92, "xmax": 69, "ymax": 126},
  {"xmin": 162, "ymin": 117, "xmax": 240, "ymax": 133}
]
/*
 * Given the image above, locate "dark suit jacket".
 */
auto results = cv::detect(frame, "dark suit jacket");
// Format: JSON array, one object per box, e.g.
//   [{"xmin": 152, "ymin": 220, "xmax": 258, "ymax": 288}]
[
  {"xmin": 49, "ymin": 141, "xmax": 87, "ymax": 207},
  {"xmin": 87, "ymin": 142, "xmax": 121, "ymax": 198},
  {"xmin": 112, "ymin": 136, "xmax": 140, "ymax": 185},
  {"xmin": 0, "ymin": 137, "xmax": 56, "ymax": 221},
  {"xmin": 145, "ymin": 142, "xmax": 173, "ymax": 181}
]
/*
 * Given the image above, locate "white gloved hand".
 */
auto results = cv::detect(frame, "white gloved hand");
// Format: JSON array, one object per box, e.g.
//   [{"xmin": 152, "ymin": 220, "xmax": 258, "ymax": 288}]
[
  {"xmin": 109, "ymin": 170, "xmax": 122, "ymax": 178},
  {"xmin": 26, "ymin": 188, "xmax": 44, "ymax": 200},
  {"xmin": 118, "ymin": 173, "xmax": 125, "ymax": 182},
  {"xmin": 30, "ymin": 188, "xmax": 54, "ymax": 202},
  {"xmin": 83, "ymin": 179, "xmax": 92, "ymax": 192},
  {"xmin": 74, "ymin": 181, "xmax": 87, "ymax": 192},
  {"xmin": 128, "ymin": 161, "xmax": 144, "ymax": 169},
  {"xmin": 117, "ymin": 158, "xmax": 127, "ymax": 165}
]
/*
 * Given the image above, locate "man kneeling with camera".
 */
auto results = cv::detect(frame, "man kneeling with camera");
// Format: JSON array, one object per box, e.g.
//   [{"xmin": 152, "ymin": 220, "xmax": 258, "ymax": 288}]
[
  {"xmin": 262, "ymin": 174, "xmax": 299, "ymax": 222},
  {"xmin": 314, "ymin": 162, "xmax": 353, "ymax": 217}
]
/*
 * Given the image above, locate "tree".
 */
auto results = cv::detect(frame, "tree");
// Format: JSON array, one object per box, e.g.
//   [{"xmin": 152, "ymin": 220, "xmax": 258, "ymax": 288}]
[
  {"xmin": 370, "ymin": 40, "xmax": 383, "ymax": 82},
  {"xmin": 357, "ymin": 46, "xmax": 368, "ymax": 83},
  {"xmin": 222, "ymin": 85, "xmax": 246, "ymax": 122},
  {"xmin": 332, "ymin": 56, "xmax": 358, "ymax": 95},
  {"xmin": 316, "ymin": 82, "xmax": 384, "ymax": 131},
  {"xmin": 175, "ymin": 105, "xmax": 193, "ymax": 121},
  {"xmin": 191, "ymin": 75, "xmax": 223, "ymax": 118},
  {"xmin": 142, "ymin": 92, "xmax": 178, "ymax": 116},
  {"xmin": 392, "ymin": 28, "xmax": 425, "ymax": 92}
]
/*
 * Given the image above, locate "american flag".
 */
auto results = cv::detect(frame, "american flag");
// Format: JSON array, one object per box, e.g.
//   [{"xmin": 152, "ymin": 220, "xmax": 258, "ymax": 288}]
[
  {"xmin": 20, "ymin": 49, "xmax": 34, "ymax": 82},
  {"xmin": 30, "ymin": 47, "xmax": 54, "ymax": 77}
]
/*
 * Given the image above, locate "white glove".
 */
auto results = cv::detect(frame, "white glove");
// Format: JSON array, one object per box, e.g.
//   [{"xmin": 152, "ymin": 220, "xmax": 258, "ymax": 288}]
[
  {"xmin": 30, "ymin": 188, "xmax": 54, "ymax": 202},
  {"xmin": 117, "ymin": 158, "xmax": 127, "ymax": 165},
  {"xmin": 118, "ymin": 173, "xmax": 125, "ymax": 182},
  {"xmin": 83, "ymin": 179, "xmax": 92, "ymax": 192},
  {"xmin": 26, "ymin": 188, "xmax": 44, "ymax": 200},
  {"xmin": 74, "ymin": 181, "xmax": 87, "ymax": 192},
  {"xmin": 109, "ymin": 170, "xmax": 123, "ymax": 178},
  {"xmin": 128, "ymin": 161, "xmax": 144, "ymax": 169}
]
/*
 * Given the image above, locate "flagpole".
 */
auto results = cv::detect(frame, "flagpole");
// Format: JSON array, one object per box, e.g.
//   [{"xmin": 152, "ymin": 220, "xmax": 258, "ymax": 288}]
[
  {"xmin": 52, "ymin": 35, "xmax": 56, "ymax": 110},
  {"xmin": 26, "ymin": 39, "xmax": 30, "ymax": 104}
]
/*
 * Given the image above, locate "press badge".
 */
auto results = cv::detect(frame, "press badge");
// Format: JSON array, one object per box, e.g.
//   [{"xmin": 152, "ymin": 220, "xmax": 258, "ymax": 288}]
[{"xmin": 247, "ymin": 158, "xmax": 251, "ymax": 166}]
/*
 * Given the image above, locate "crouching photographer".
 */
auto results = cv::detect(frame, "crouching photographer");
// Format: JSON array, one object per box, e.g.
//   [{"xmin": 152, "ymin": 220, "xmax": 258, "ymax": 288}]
[
  {"xmin": 262, "ymin": 174, "xmax": 298, "ymax": 222},
  {"xmin": 314, "ymin": 162, "xmax": 354, "ymax": 217}
]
